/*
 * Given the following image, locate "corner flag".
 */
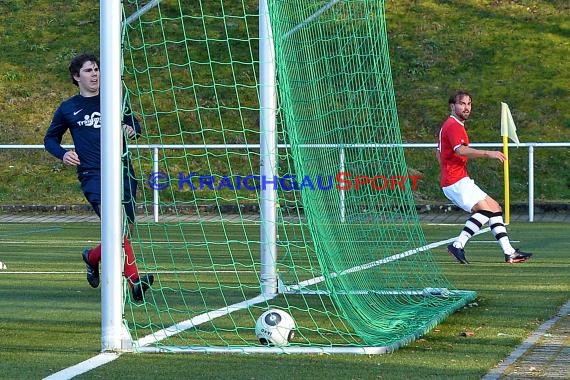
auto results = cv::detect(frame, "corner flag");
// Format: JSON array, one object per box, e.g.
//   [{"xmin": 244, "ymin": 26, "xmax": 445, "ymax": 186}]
[
  {"xmin": 501, "ymin": 102, "xmax": 520, "ymax": 145},
  {"xmin": 500, "ymin": 102, "xmax": 520, "ymax": 224}
]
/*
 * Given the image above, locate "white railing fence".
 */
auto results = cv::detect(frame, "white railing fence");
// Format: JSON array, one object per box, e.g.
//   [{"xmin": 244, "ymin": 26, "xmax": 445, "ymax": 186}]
[{"xmin": 2, "ymin": 142, "xmax": 569, "ymax": 223}]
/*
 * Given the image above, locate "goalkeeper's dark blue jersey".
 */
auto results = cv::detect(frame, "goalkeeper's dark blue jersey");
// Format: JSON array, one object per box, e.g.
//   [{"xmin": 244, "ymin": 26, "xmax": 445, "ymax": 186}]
[{"xmin": 44, "ymin": 94, "xmax": 140, "ymax": 171}]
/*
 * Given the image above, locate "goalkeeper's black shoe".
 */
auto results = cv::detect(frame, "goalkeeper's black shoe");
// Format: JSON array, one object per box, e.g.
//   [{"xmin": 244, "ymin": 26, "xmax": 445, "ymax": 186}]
[
  {"xmin": 447, "ymin": 244, "xmax": 469, "ymax": 264},
  {"xmin": 132, "ymin": 274, "xmax": 154, "ymax": 302},
  {"xmin": 82, "ymin": 248, "xmax": 100, "ymax": 288},
  {"xmin": 505, "ymin": 249, "xmax": 533, "ymax": 264}
]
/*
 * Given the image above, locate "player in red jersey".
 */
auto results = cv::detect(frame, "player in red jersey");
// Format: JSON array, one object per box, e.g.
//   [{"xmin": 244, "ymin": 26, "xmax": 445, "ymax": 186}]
[{"xmin": 437, "ymin": 91, "xmax": 532, "ymax": 264}]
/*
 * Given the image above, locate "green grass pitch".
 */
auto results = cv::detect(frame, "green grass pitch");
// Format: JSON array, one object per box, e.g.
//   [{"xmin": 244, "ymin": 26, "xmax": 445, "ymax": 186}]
[{"xmin": 0, "ymin": 221, "xmax": 568, "ymax": 379}]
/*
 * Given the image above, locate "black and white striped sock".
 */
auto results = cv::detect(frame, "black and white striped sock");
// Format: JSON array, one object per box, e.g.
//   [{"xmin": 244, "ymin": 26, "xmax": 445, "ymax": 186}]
[
  {"xmin": 489, "ymin": 211, "xmax": 515, "ymax": 255},
  {"xmin": 454, "ymin": 211, "xmax": 492, "ymax": 249}
]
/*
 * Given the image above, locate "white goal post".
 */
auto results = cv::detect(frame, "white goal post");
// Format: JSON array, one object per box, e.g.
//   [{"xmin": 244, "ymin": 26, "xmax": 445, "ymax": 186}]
[
  {"xmin": 100, "ymin": 0, "xmax": 125, "ymax": 352},
  {"xmin": 100, "ymin": 0, "xmax": 279, "ymax": 352}
]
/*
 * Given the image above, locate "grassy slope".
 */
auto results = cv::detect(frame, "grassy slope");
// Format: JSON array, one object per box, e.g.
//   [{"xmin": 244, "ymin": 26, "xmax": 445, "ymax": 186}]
[
  {"xmin": 387, "ymin": 0, "xmax": 570, "ymax": 203},
  {"xmin": 0, "ymin": 1, "xmax": 99, "ymax": 203},
  {"xmin": 0, "ymin": 0, "xmax": 569, "ymax": 205}
]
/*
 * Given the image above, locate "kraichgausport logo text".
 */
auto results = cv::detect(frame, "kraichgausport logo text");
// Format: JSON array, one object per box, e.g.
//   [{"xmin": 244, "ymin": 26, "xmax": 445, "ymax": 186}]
[{"xmin": 147, "ymin": 171, "xmax": 421, "ymax": 192}]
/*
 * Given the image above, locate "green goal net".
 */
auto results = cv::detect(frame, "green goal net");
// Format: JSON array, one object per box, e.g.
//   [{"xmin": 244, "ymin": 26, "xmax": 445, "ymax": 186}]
[{"xmin": 119, "ymin": 0, "xmax": 475, "ymax": 354}]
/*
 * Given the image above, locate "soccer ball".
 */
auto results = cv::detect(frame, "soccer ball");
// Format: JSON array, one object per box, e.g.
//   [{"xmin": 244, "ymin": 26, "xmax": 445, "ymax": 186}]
[{"xmin": 255, "ymin": 308, "xmax": 296, "ymax": 347}]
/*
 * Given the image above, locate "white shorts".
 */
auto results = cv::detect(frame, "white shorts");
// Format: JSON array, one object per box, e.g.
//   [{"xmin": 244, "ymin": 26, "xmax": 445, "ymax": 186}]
[{"xmin": 442, "ymin": 177, "xmax": 487, "ymax": 212}]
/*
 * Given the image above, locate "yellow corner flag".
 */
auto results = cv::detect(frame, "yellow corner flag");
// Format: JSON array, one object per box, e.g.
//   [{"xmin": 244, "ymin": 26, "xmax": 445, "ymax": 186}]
[{"xmin": 500, "ymin": 102, "xmax": 520, "ymax": 224}]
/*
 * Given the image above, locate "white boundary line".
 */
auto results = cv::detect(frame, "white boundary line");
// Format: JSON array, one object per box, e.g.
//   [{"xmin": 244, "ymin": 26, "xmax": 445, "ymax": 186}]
[
  {"xmin": 43, "ymin": 353, "xmax": 121, "ymax": 380},
  {"xmin": 0, "ymin": 270, "xmax": 254, "ymax": 275},
  {"xmin": 135, "ymin": 230, "xmax": 485, "ymax": 351},
  {"xmin": 43, "ymin": 229, "xmax": 491, "ymax": 378},
  {"xmin": 286, "ymin": 227, "xmax": 489, "ymax": 291},
  {"xmin": 42, "ymin": 294, "xmax": 277, "ymax": 380},
  {"xmin": 135, "ymin": 294, "xmax": 276, "ymax": 347},
  {"xmin": 482, "ymin": 299, "xmax": 570, "ymax": 380}
]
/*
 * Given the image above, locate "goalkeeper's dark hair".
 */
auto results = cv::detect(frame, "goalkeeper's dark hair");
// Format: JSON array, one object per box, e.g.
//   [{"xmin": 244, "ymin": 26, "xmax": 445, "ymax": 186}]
[
  {"xmin": 69, "ymin": 53, "xmax": 99, "ymax": 86},
  {"xmin": 449, "ymin": 90, "xmax": 472, "ymax": 105}
]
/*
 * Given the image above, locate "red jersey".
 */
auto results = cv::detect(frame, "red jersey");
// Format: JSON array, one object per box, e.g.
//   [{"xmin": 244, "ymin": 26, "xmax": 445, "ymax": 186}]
[{"xmin": 437, "ymin": 115, "xmax": 469, "ymax": 187}]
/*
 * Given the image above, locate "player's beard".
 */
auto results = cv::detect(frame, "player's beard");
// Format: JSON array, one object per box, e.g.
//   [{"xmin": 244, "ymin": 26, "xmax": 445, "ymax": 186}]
[{"xmin": 458, "ymin": 111, "xmax": 470, "ymax": 121}]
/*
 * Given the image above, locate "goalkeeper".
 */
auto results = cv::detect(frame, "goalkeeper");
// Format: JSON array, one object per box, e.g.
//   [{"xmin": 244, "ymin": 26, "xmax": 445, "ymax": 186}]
[
  {"xmin": 436, "ymin": 90, "xmax": 533, "ymax": 264},
  {"xmin": 43, "ymin": 52, "xmax": 153, "ymax": 301}
]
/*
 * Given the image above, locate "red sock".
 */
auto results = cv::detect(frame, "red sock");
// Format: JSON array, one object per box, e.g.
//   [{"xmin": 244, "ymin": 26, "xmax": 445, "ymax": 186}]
[
  {"xmin": 123, "ymin": 236, "xmax": 139, "ymax": 288},
  {"xmin": 87, "ymin": 244, "xmax": 102, "ymax": 265}
]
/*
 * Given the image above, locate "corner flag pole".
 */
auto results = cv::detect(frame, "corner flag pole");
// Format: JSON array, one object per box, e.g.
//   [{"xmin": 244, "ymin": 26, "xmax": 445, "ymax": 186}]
[
  {"xmin": 500, "ymin": 102, "xmax": 520, "ymax": 225},
  {"xmin": 502, "ymin": 132, "xmax": 510, "ymax": 224}
]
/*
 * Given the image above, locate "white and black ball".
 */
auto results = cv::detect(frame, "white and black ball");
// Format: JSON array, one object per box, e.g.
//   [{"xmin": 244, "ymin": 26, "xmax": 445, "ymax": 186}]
[{"xmin": 255, "ymin": 308, "xmax": 295, "ymax": 347}]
